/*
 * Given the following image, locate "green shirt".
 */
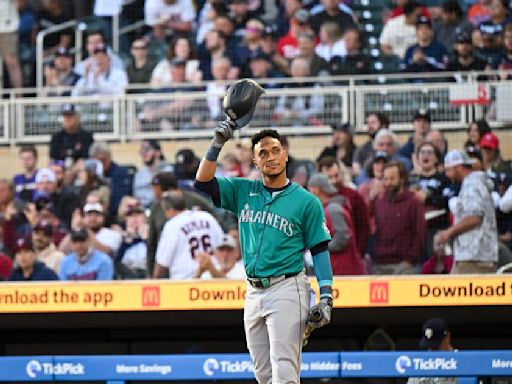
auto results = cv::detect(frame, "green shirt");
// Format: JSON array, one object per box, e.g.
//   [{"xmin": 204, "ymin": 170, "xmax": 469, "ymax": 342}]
[{"xmin": 216, "ymin": 177, "xmax": 331, "ymax": 278}]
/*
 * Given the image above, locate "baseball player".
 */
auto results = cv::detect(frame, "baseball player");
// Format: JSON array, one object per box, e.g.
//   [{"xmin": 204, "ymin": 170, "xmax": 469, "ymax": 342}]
[
  {"xmin": 195, "ymin": 79, "xmax": 334, "ymax": 384},
  {"xmin": 153, "ymin": 193, "xmax": 223, "ymax": 279}
]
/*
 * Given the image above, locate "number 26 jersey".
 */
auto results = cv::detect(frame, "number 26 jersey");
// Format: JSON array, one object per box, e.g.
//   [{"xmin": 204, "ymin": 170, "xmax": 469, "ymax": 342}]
[{"xmin": 155, "ymin": 210, "xmax": 223, "ymax": 279}]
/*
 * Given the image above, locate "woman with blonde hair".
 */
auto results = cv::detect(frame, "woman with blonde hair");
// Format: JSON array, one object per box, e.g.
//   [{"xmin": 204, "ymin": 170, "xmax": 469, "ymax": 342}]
[{"xmin": 315, "ymin": 21, "xmax": 347, "ymax": 61}]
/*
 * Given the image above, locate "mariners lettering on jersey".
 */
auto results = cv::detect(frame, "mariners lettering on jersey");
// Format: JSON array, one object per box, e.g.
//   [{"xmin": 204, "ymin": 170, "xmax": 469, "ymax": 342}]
[
  {"xmin": 181, "ymin": 220, "xmax": 211, "ymax": 235},
  {"xmin": 239, "ymin": 203, "xmax": 295, "ymax": 237}
]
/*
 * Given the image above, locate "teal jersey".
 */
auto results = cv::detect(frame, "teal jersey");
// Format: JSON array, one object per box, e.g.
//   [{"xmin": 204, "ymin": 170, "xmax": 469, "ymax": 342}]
[{"xmin": 216, "ymin": 177, "xmax": 331, "ymax": 278}]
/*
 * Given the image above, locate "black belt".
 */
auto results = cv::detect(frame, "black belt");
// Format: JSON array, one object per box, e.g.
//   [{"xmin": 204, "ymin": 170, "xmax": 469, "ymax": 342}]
[{"xmin": 247, "ymin": 271, "xmax": 300, "ymax": 289}]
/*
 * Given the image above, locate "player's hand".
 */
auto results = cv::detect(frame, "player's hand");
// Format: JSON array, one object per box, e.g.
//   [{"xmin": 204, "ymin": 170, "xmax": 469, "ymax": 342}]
[
  {"xmin": 307, "ymin": 297, "xmax": 332, "ymax": 329},
  {"xmin": 211, "ymin": 119, "xmax": 236, "ymax": 148}
]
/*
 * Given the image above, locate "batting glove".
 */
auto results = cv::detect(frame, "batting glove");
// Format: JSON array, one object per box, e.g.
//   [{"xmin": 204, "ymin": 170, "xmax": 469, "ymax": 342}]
[
  {"xmin": 211, "ymin": 119, "xmax": 236, "ymax": 149},
  {"xmin": 307, "ymin": 297, "xmax": 332, "ymax": 329}
]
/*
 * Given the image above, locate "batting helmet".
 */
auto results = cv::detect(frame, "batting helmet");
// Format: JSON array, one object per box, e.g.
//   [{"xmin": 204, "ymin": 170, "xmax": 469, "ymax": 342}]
[{"xmin": 223, "ymin": 79, "xmax": 265, "ymax": 129}]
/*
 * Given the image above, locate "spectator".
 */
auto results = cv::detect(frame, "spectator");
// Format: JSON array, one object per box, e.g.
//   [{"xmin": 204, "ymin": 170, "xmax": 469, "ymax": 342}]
[
  {"xmin": 308, "ymin": 173, "xmax": 364, "ymax": 275},
  {"xmin": 74, "ymin": 30, "xmax": 124, "ymax": 77},
  {"xmin": 480, "ymin": 132, "xmax": 510, "ymax": 182},
  {"xmin": 496, "ymin": 173, "xmax": 512, "ymax": 250},
  {"xmin": 32, "ymin": 219, "xmax": 64, "ymax": 274},
  {"xmin": 0, "ymin": 245, "xmax": 12, "ymax": 280},
  {"xmin": 230, "ymin": 0, "xmax": 257, "ymax": 36},
  {"xmin": 402, "ymin": 16, "xmax": 448, "ymax": 73},
  {"xmin": 317, "ymin": 123, "xmax": 357, "ymax": 168},
  {"xmin": 214, "ymin": 14, "xmax": 240, "ymax": 55},
  {"xmin": 72, "ymin": 44, "xmax": 128, "ymax": 96},
  {"xmin": 310, "ymin": 0, "xmax": 356, "ymax": 35},
  {"xmin": 464, "ymin": 119, "xmax": 491, "ymax": 149},
  {"xmin": 274, "ymin": 58, "xmax": 325, "ymax": 126},
  {"xmin": 492, "ymin": 23, "xmax": 512, "ymax": 80},
  {"xmin": 358, "ymin": 129, "xmax": 413, "ymax": 184},
  {"xmin": 409, "ymin": 141, "xmax": 451, "ymax": 259},
  {"xmin": 0, "ymin": 0, "xmax": 23, "ymax": 88},
  {"xmin": 196, "ymin": 0, "xmax": 228, "ymax": 45},
  {"xmin": 49, "ymin": 104, "xmax": 94, "ymax": 165},
  {"xmin": 59, "ymin": 228, "xmax": 113, "ymax": 280},
  {"xmin": 433, "ymin": 0, "xmax": 473, "ymax": 58},
  {"xmin": 358, "ymin": 151, "xmax": 389, "ymax": 235},
  {"xmin": 474, "ymin": 0, "xmax": 511, "ymax": 47},
  {"xmin": 446, "ymin": 31, "xmax": 488, "ymax": 73},
  {"xmin": 422, "ymin": 236, "xmax": 454, "ymax": 274},
  {"xmin": 8, "ymin": 238, "xmax": 58, "ymax": 281},
  {"xmin": 43, "ymin": 47, "xmax": 81, "ymax": 97},
  {"xmin": 174, "ymin": 148, "xmax": 200, "ymax": 185},
  {"xmin": 318, "ymin": 157, "xmax": 370, "ymax": 256},
  {"xmin": 35, "ymin": 0, "xmax": 73, "ymax": 55},
  {"xmin": 133, "ymin": 139, "xmax": 174, "ymax": 207},
  {"xmin": 35, "ymin": 167, "xmax": 80, "ymax": 229},
  {"xmin": 435, "ymin": 150, "xmax": 498, "ymax": 273},
  {"xmin": 146, "ymin": 172, "xmax": 220, "ymax": 273},
  {"xmin": 117, "ymin": 202, "xmax": 148, "ymax": 278},
  {"xmin": 198, "ymin": 29, "xmax": 238, "ymax": 81},
  {"xmin": 426, "ymin": 129, "xmax": 448, "ymax": 161},
  {"xmin": 73, "ymin": 159, "xmax": 109, "ymax": 207},
  {"xmin": 90, "ymin": 142, "xmax": 134, "ymax": 216},
  {"xmin": 329, "ymin": 27, "xmax": 369, "ymax": 76},
  {"xmin": 388, "ymin": 0, "xmax": 430, "ymax": 20},
  {"xmin": 352, "ymin": 112, "xmax": 390, "ymax": 177},
  {"xmin": 399, "ymin": 109, "xmax": 432, "ymax": 161},
  {"xmin": 247, "ymin": 50, "xmax": 283, "ymax": 86},
  {"xmin": 475, "ymin": 22, "xmax": 504, "ymax": 64},
  {"xmin": 13, "ymin": 146, "xmax": 38, "ymax": 203},
  {"xmin": 238, "ymin": 18, "xmax": 265, "ymax": 66},
  {"xmin": 297, "ymin": 31, "xmax": 330, "ymax": 77},
  {"xmin": 205, "ymin": 57, "xmax": 232, "ymax": 121},
  {"xmin": 235, "ymin": 138, "xmax": 260, "ymax": 179},
  {"xmin": 276, "ymin": 8, "xmax": 316, "ymax": 74},
  {"xmin": 468, "ymin": 0, "xmax": 492, "ymax": 27},
  {"xmin": 144, "ymin": 0, "xmax": 196, "ymax": 41},
  {"xmin": 153, "ymin": 193, "xmax": 223, "ymax": 279},
  {"xmin": 315, "ymin": 21, "xmax": 347, "ymax": 61},
  {"xmin": 33, "ymin": 202, "xmax": 68, "ymax": 246},
  {"xmin": 127, "ymin": 38, "xmax": 158, "ymax": 88},
  {"xmin": 151, "ymin": 36, "xmax": 201, "ymax": 87},
  {"xmin": 466, "ymin": 145, "xmax": 485, "ymax": 172},
  {"xmin": 197, "ymin": 234, "xmax": 246, "ymax": 279},
  {"xmin": 60, "ymin": 202, "xmax": 122, "ymax": 257},
  {"xmin": 380, "ymin": 1, "xmax": 423, "ymax": 58},
  {"xmin": 17, "ymin": 0, "xmax": 36, "ymax": 85},
  {"xmin": 260, "ymin": 25, "xmax": 280, "ymax": 68},
  {"xmin": 373, "ymin": 161, "xmax": 426, "ymax": 274}
]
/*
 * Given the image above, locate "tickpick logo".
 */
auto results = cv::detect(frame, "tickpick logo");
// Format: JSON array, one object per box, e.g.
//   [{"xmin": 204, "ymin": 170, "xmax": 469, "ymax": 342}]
[
  {"xmin": 203, "ymin": 358, "xmax": 220, "ymax": 376},
  {"xmin": 395, "ymin": 355, "xmax": 412, "ymax": 374},
  {"xmin": 26, "ymin": 360, "xmax": 42, "ymax": 378}
]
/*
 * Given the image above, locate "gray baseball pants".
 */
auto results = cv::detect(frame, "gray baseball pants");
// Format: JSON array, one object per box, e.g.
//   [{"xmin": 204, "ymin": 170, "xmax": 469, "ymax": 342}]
[{"xmin": 244, "ymin": 272, "xmax": 310, "ymax": 384}]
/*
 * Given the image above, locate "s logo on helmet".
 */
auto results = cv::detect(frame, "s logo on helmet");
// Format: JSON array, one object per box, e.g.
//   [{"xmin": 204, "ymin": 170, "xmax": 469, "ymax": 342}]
[
  {"xmin": 395, "ymin": 355, "xmax": 412, "ymax": 374},
  {"xmin": 203, "ymin": 358, "xmax": 220, "ymax": 376},
  {"xmin": 26, "ymin": 360, "xmax": 42, "ymax": 378}
]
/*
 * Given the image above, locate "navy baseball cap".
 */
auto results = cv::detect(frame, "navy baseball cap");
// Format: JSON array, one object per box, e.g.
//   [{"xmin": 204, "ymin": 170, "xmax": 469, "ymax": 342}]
[
  {"xmin": 249, "ymin": 50, "xmax": 271, "ymax": 62},
  {"xmin": 416, "ymin": 15, "xmax": 432, "ymax": 28},
  {"xmin": 419, "ymin": 318, "xmax": 449, "ymax": 349},
  {"xmin": 414, "ymin": 109, "xmax": 431, "ymax": 122},
  {"xmin": 61, "ymin": 103, "xmax": 76, "ymax": 115},
  {"xmin": 55, "ymin": 47, "xmax": 72, "ymax": 57}
]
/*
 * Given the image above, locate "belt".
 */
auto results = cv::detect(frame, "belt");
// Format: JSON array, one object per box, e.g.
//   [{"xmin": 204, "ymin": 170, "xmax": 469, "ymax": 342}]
[{"xmin": 247, "ymin": 271, "xmax": 300, "ymax": 289}]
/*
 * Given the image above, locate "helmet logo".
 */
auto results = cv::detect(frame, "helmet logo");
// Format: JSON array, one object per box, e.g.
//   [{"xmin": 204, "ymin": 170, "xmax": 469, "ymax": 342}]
[{"xmin": 227, "ymin": 109, "xmax": 237, "ymax": 120}]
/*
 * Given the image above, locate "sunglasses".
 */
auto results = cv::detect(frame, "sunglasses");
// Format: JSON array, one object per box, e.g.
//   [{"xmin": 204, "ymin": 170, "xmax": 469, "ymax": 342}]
[{"xmin": 132, "ymin": 45, "xmax": 147, "ymax": 50}]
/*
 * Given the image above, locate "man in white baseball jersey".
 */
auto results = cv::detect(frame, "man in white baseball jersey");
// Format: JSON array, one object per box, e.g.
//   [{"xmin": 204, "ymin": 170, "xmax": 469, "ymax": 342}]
[{"xmin": 153, "ymin": 192, "xmax": 223, "ymax": 279}]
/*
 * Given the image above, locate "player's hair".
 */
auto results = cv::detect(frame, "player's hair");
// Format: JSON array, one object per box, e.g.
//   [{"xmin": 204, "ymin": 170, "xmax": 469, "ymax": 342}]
[
  {"xmin": 19, "ymin": 145, "xmax": 38, "ymax": 158},
  {"xmin": 161, "ymin": 192, "xmax": 187, "ymax": 212},
  {"xmin": 251, "ymin": 129, "xmax": 283, "ymax": 149},
  {"xmin": 383, "ymin": 161, "xmax": 408, "ymax": 185}
]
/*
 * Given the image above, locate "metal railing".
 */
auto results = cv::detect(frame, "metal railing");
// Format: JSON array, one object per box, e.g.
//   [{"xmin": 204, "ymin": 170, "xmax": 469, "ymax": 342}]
[
  {"xmin": 2, "ymin": 79, "xmax": 512, "ymax": 145},
  {"xmin": 35, "ymin": 20, "xmax": 84, "ymax": 90}
]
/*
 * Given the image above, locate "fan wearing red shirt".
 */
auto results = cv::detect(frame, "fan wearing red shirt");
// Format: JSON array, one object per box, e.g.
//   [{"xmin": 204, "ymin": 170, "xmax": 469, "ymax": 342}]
[
  {"xmin": 389, "ymin": 0, "xmax": 431, "ymax": 20},
  {"xmin": 277, "ymin": 8, "xmax": 318, "ymax": 60}
]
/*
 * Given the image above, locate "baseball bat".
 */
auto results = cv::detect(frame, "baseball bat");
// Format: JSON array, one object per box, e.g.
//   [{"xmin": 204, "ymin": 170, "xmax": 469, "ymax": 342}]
[{"xmin": 303, "ymin": 308, "xmax": 324, "ymax": 348}]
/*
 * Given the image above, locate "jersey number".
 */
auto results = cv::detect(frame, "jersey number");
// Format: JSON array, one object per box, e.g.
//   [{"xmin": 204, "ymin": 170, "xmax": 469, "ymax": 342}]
[{"xmin": 189, "ymin": 235, "xmax": 212, "ymax": 258}]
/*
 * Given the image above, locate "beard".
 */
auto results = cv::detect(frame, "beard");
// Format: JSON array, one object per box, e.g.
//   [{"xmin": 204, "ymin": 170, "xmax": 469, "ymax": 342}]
[
  {"xmin": 144, "ymin": 154, "xmax": 156, "ymax": 167},
  {"xmin": 386, "ymin": 185, "xmax": 402, "ymax": 199}
]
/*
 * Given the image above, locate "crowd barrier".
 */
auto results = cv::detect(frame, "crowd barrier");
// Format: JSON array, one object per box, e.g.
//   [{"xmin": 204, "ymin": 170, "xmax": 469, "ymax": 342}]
[
  {"xmin": 1, "ymin": 78, "xmax": 512, "ymax": 145},
  {"xmin": 2, "ymin": 351, "xmax": 511, "ymax": 382}
]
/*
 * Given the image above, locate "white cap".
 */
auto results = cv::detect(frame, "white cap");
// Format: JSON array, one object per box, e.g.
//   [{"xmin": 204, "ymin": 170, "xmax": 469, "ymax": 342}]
[
  {"xmin": 35, "ymin": 168, "xmax": 56, "ymax": 183},
  {"xmin": 216, "ymin": 234, "xmax": 237, "ymax": 249},
  {"xmin": 83, "ymin": 202, "xmax": 104, "ymax": 214},
  {"xmin": 444, "ymin": 149, "xmax": 476, "ymax": 168}
]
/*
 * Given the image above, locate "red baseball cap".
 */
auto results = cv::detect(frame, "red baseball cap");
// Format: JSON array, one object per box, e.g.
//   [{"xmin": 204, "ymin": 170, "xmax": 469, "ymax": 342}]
[{"xmin": 480, "ymin": 132, "xmax": 499, "ymax": 150}]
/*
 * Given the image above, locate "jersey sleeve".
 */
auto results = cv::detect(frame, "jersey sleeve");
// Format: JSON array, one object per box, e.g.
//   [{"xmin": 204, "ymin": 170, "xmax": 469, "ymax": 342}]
[
  {"xmin": 155, "ymin": 221, "xmax": 178, "ymax": 268},
  {"xmin": 303, "ymin": 196, "xmax": 332, "ymax": 249},
  {"xmin": 215, "ymin": 177, "xmax": 247, "ymax": 213}
]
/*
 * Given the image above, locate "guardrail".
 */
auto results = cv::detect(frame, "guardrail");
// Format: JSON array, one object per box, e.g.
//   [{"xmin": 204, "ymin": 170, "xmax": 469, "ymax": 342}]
[
  {"xmin": 3, "ymin": 350, "xmax": 512, "ymax": 382},
  {"xmin": 1, "ymin": 79, "xmax": 512, "ymax": 144}
]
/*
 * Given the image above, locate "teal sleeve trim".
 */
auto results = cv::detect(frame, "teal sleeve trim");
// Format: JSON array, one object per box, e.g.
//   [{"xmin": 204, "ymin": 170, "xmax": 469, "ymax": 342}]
[{"xmin": 313, "ymin": 249, "xmax": 333, "ymax": 288}]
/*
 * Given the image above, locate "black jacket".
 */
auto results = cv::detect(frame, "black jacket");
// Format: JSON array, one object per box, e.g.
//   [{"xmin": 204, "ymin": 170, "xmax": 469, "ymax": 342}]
[{"xmin": 49, "ymin": 128, "xmax": 94, "ymax": 161}]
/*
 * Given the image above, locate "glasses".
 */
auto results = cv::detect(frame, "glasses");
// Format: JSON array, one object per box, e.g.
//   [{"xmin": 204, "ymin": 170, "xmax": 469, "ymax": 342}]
[
  {"xmin": 419, "ymin": 149, "xmax": 435, "ymax": 155},
  {"xmin": 132, "ymin": 45, "xmax": 147, "ymax": 50}
]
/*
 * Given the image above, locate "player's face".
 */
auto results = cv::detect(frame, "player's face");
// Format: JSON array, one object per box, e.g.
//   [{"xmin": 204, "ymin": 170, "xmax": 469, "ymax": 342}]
[{"xmin": 253, "ymin": 137, "xmax": 288, "ymax": 177}]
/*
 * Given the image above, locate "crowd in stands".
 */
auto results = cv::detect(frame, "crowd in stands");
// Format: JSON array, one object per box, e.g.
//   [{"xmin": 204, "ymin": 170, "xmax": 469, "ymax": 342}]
[
  {"xmin": 0, "ymin": 102, "xmax": 511, "ymax": 281},
  {"xmin": 2, "ymin": 0, "xmax": 512, "ymax": 93}
]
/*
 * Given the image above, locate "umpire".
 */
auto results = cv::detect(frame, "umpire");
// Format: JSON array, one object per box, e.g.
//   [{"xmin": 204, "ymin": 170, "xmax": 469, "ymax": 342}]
[{"xmin": 195, "ymin": 80, "xmax": 334, "ymax": 384}]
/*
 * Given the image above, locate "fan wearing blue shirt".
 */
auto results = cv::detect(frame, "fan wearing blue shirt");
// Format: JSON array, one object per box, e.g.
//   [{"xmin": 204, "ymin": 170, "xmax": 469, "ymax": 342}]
[
  {"xmin": 402, "ymin": 16, "xmax": 448, "ymax": 73},
  {"xmin": 60, "ymin": 229, "xmax": 113, "ymax": 281}
]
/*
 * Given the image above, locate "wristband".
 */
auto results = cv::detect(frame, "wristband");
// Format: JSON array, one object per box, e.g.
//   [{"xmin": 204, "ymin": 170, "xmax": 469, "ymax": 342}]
[{"xmin": 205, "ymin": 144, "xmax": 221, "ymax": 162}]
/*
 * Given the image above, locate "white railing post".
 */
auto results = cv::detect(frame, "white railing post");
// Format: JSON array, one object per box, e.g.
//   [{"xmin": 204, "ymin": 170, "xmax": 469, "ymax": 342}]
[{"xmin": 112, "ymin": 14, "xmax": 120, "ymax": 53}]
